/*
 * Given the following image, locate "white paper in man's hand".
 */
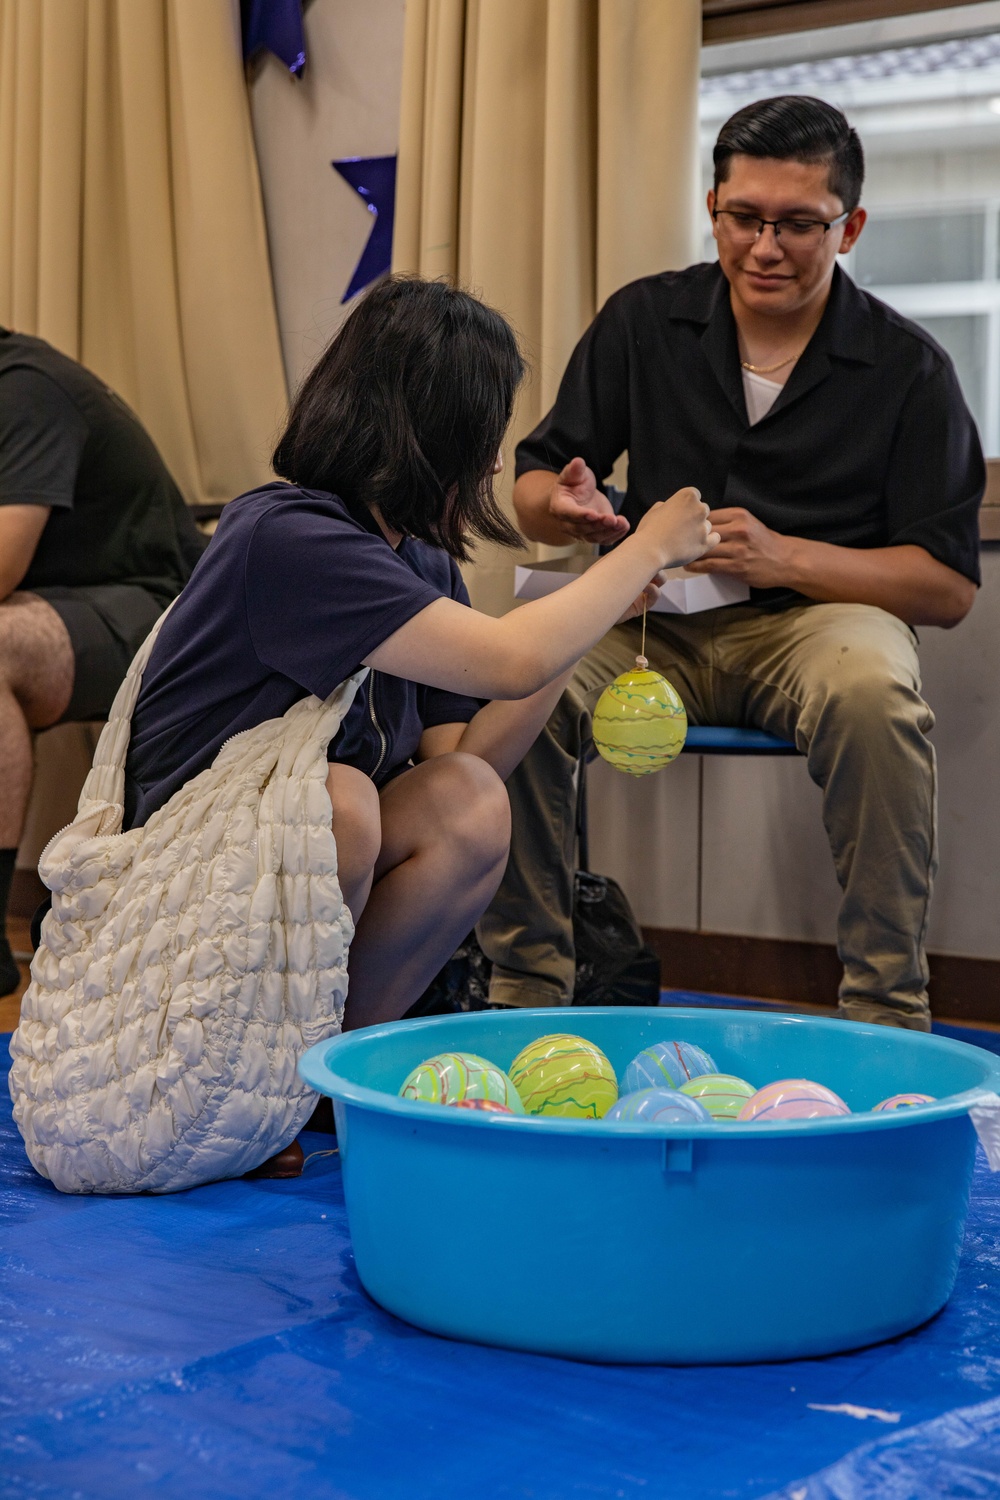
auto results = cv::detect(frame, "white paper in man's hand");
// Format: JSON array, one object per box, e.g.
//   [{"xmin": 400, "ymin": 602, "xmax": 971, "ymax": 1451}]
[{"xmin": 513, "ymin": 558, "xmax": 749, "ymax": 614}]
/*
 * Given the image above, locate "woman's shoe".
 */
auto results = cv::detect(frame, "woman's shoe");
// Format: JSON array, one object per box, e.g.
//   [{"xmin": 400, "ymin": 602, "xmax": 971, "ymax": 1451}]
[{"xmin": 243, "ymin": 1139, "xmax": 304, "ymax": 1179}]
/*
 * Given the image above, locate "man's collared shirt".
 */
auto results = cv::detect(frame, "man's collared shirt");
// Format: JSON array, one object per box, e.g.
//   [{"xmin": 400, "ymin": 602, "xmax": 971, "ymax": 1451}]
[{"xmin": 515, "ymin": 261, "xmax": 984, "ymax": 601}]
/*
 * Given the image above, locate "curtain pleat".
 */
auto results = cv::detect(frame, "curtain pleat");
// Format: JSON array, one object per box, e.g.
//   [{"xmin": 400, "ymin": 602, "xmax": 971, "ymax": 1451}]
[
  {"xmin": 596, "ymin": 0, "xmax": 702, "ymax": 304},
  {"xmin": 0, "ymin": 0, "xmax": 287, "ymax": 506},
  {"xmin": 36, "ymin": 1, "xmax": 87, "ymax": 355},
  {"xmin": 393, "ymin": 0, "xmax": 702, "ymax": 612}
]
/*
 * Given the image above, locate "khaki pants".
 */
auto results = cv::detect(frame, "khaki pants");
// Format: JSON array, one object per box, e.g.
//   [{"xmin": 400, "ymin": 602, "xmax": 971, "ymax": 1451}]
[{"xmin": 477, "ymin": 601, "xmax": 936, "ymax": 1030}]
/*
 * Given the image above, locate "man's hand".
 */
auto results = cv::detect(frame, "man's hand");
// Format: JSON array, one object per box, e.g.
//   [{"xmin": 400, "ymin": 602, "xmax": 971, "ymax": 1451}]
[
  {"xmin": 546, "ymin": 457, "xmax": 631, "ymax": 544},
  {"xmin": 685, "ymin": 509, "xmax": 976, "ymax": 627},
  {"xmin": 684, "ymin": 507, "xmax": 793, "ymax": 588}
]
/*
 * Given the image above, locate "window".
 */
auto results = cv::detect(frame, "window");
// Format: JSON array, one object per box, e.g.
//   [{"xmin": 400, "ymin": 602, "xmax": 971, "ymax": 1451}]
[
  {"xmin": 701, "ymin": 9, "xmax": 1000, "ymax": 456},
  {"xmin": 850, "ymin": 208, "xmax": 1000, "ymax": 448},
  {"xmin": 851, "ymin": 211, "xmax": 985, "ymax": 287}
]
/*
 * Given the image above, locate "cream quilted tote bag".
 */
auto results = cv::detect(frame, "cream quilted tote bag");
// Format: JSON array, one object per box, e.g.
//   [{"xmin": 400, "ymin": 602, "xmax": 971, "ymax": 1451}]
[{"xmin": 8, "ymin": 612, "xmax": 365, "ymax": 1194}]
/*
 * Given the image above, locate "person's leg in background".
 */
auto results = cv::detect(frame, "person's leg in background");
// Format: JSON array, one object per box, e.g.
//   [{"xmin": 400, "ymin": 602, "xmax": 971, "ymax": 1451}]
[
  {"xmin": 711, "ymin": 602, "xmax": 936, "ymax": 1030},
  {"xmin": 0, "ymin": 583, "xmax": 164, "ymax": 998},
  {"xmin": 0, "ymin": 595, "xmax": 74, "ymax": 994},
  {"xmin": 339, "ymin": 752, "xmax": 513, "ymax": 1028},
  {"xmin": 477, "ymin": 613, "xmax": 718, "ymax": 1007}
]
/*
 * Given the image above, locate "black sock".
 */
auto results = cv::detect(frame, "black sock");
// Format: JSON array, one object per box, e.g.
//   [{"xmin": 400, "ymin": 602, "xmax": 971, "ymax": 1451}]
[
  {"xmin": 0, "ymin": 849, "xmax": 22, "ymax": 997},
  {"xmin": 0, "ymin": 847, "xmax": 16, "ymax": 937}
]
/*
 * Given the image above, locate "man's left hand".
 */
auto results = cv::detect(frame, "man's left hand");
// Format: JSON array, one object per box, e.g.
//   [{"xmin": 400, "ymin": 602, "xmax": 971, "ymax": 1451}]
[{"xmin": 684, "ymin": 508, "xmax": 793, "ymax": 588}]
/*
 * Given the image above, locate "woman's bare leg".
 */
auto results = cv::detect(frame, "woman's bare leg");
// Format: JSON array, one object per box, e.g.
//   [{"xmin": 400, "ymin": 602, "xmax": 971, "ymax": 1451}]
[
  {"xmin": 256, "ymin": 754, "xmax": 506, "ymax": 1175},
  {"xmin": 325, "ymin": 763, "xmax": 382, "ymax": 923},
  {"xmin": 248, "ymin": 763, "xmax": 382, "ymax": 1177},
  {"xmin": 342, "ymin": 752, "xmax": 510, "ymax": 1030}
]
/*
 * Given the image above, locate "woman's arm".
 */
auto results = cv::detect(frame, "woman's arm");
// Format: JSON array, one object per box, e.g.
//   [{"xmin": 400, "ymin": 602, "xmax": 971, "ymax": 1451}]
[
  {"xmin": 364, "ymin": 486, "xmax": 717, "ymax": 700},
  {"xmin": 417, "ymin": 671, "xmax": 574, "ymax": 781},
  {"xmin": 417, "ymin": 572, "xmax": 664, "ymax": 778}
]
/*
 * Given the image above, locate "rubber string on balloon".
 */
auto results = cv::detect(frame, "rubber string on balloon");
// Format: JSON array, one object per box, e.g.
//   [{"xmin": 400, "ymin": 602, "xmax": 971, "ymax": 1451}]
[{"xmin": 637, "ymin": 597, "xmax": 648, "ymax": 670}]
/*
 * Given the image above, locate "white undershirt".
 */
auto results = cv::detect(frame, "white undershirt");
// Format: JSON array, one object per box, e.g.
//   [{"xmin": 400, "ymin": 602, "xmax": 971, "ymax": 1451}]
[{"xmin": 741, "ymin": 367, "xmax": 782, "ymax": 425}]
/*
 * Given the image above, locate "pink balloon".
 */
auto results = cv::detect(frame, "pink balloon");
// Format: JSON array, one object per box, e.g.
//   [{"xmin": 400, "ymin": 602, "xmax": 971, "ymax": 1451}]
[{"xmin": 738, "ymin": 1078, "xmax": 850, "ymax": 1122}]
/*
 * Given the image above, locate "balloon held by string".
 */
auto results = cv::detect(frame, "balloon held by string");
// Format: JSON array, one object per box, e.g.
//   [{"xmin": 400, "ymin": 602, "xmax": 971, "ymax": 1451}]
[{"xmin": 592, "ymin": 599, "xmax": 687, "ymax": 776}]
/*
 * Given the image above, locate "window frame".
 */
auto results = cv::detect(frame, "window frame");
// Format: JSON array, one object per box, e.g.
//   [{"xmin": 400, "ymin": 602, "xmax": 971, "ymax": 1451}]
[{"xmin": 704, "ymin": 1, "xmax": 986, "ymax": 46}]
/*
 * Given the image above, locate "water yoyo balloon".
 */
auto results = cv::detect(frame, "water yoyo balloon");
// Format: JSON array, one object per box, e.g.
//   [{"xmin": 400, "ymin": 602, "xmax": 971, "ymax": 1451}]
[
  {"xmin": 592, "ymin": 605, "xmax": 687, "ymax": 776},
  {"xmin": 737, "ymin": 1079, "xmax": 850, "ymax": 1122},
  {"xmin": 872, "ymin": 1093, "xmax": 936, "ymax": 1112},
  {"xmin": 605, "ymin": 1088, "xmax": 712, "ymax": 1124},
  {"xmin": 507, "ymin": 1034, "xmax": 618, "ymax": 1119},
  {"xmin": 623, "ymin": 1040, "xmax": 717, "ymax": 1093},
  {"xmin": 679, "ymin": 1073, "xmax": 757, "ymax": 1121},
  {"xmin": 398, "ymin": 1052, "xmax": 524, "ymax": 1112}
]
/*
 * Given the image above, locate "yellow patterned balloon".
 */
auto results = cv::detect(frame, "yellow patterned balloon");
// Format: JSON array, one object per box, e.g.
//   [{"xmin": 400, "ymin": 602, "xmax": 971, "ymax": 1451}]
[
  {"xmin": 508, "ymin": 1033, "xmax": 618, "ymax": 1119},
  {"xmin": 593, "ymin": 666, "xmax": 687, "ymax": 776}
]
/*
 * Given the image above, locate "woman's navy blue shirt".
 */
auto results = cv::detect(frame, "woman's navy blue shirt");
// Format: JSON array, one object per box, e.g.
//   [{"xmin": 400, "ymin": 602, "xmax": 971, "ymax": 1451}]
[{"xmin": 124, "ymin": 483, "xmax": 480, "ymax": 828}]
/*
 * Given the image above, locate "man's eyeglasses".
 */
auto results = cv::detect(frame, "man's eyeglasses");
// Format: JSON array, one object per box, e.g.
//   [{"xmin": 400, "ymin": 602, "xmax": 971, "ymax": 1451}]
[{"xmin": 712, "ymin": 208, "xmax": 850, "ymax": 249}]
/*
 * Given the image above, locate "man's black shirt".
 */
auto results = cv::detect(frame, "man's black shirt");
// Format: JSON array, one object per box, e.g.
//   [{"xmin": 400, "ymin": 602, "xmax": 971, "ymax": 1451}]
[
  {"xmin": 0, "ymin": 330, "xmax": 206, "ymax": 606},
  {"xmin": 516, "ymin": 262, "xmax": 984, "ymax": 600}
]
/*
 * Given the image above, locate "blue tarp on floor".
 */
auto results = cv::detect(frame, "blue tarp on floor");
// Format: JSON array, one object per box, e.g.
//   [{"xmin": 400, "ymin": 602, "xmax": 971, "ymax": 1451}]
[{"xmin": 4, "ymin": 1022, "xmax": 1000, "ymax": 1500}]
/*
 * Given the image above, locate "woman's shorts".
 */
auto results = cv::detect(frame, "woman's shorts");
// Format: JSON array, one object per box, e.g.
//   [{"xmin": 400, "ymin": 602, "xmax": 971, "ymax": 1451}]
[{"xmin": 30, "ymin": 583, "xmax": 165, "ymax": 722}]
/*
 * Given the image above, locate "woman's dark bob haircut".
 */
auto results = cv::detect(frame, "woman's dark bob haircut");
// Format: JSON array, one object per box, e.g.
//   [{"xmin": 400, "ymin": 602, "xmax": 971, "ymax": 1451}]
[{"xmin": 273, "ymin": 275, "xmax": 525, "ymax": 562}]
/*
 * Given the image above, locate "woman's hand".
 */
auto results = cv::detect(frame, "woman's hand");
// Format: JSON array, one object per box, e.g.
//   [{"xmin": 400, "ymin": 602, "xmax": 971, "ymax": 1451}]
[
  {"xmin": 634, "ymin": 487, "xmax": 720, "ymax": 571},
  {"xmin": 365, "ymin": 489, "xmax": 717, "ymax": 701},
  {"xmin": 617, "ymin": 574, "xmax": 665, "ymax": 624}
]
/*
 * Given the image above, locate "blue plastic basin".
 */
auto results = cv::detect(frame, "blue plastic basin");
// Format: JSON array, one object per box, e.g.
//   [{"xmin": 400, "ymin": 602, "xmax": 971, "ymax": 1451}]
[{"xmin": 298, "ymin": 1008, "xmax": 1000, "ymax": 1364}]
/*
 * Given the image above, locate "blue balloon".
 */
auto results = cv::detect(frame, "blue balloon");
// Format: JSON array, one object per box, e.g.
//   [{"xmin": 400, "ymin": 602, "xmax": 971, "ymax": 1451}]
[
  {"xmin": 623, "ymin": 1040, "xmax": 717, "ymax": 1095},
  {"xmin": 605, "ymin": 1088, "xmax": 711, "ymax": 1124}
]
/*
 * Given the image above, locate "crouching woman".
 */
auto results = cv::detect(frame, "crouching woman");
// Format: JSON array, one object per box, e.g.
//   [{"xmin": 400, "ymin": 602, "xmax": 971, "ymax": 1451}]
[{"xmin": 9, "ymin": 277, "xmax": 716, "ymax": 1192}]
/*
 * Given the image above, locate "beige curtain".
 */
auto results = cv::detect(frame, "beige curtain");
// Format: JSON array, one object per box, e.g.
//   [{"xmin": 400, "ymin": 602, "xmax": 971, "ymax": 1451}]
[
  {"xmin": 0, "ymin": 0, "xmax": 291, "ymax": 897},
  {"xmin": 394, "ymin": 0, "xmax": 702, "ymax": 612},
  {"xmin": 0, "ymin": 0, "xmax": 288, "ymax": 506}
]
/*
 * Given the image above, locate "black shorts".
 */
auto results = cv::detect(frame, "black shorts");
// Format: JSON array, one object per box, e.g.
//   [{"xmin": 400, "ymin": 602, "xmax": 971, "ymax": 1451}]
[{"xmin": 31, "ymin": 583, "xmax": 165, "ymax": 722}]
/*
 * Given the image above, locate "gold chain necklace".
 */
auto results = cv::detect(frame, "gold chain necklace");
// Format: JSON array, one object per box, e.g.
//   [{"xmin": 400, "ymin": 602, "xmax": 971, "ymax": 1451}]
[{"xmin": 740, "ymin": 350, "xmax": 803, "ymax": 375}]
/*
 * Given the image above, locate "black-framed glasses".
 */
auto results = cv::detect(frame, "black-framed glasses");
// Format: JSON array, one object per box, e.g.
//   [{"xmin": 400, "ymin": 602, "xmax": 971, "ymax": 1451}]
[{"xmin": 712, "ymin": 208, "xmax": 850, "ymax": 248}]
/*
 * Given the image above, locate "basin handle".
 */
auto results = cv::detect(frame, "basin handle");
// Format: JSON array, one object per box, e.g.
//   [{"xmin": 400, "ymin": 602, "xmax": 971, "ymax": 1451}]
[{"xmin": 663, "ymin": 1138, "xmax": 693, "ymax": 1174}]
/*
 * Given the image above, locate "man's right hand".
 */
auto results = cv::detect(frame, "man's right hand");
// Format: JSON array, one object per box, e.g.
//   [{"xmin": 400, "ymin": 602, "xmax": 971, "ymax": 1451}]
[{"xmin": 546, "ymin": 457, "xmax": 631, "ymax": 544}]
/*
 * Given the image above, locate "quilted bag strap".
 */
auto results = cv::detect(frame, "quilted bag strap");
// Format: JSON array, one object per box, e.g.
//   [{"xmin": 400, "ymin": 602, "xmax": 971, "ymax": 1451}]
[{"xmin": 76, "ymin": 603, "xmax": 177, "ymax": 825}]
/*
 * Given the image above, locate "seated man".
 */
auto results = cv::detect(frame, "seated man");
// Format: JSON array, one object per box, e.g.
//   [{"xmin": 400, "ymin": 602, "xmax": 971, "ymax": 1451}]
[
  {"xmin": 478, "ymin": 94, "xmax": 983, "ymax": 1030},
  {"xmin": 0, "ymin": 329, "xmax": 206, "ymax": 994}
]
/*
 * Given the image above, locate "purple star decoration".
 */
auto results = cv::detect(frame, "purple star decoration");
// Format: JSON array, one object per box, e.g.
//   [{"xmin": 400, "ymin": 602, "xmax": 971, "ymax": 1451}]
[
  {"xmin": 241, "ymin": 0, "xmax": 306, "ymax": 78},
  {"xmin": 332, "ymin": 156, "xmax": 398, "ymax": 303}
]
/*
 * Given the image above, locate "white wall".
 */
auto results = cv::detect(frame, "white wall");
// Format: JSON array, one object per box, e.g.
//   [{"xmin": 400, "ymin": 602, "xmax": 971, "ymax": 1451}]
[{"xmin": 248, "ymin": 0, "xmax": 406, "ymax": 393}]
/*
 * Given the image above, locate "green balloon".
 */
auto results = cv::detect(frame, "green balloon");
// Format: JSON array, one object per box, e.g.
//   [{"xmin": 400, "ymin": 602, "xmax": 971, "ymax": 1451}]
[
  {"xmin": 679, "ymin": 1073, "xmax": 756, "ymax": 1121},
  {"xmin": 399, "ymin": 1052, "xmax": 523, "ymax": 1112}
]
